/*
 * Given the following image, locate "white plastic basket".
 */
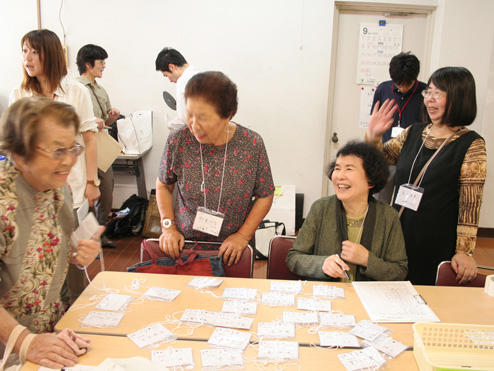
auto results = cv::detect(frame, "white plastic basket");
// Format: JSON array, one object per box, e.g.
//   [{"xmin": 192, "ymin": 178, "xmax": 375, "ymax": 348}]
[{"xmin": 413, "ymin": 322, "xmax": 494, "ymax": 371}]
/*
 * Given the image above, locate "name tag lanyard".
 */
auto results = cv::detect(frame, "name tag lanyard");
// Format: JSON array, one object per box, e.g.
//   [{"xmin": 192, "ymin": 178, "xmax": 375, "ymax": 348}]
[
  {"xmin": 396, "ymin": 125, "xmax": 459, "ymax": 217},
  {"xmin": 391, "ymin": 81, "xmax": 419, "ymax": 128},
  {"xmin": 192, "ymin": 124, "xmax": 230, "ymax": 236}
]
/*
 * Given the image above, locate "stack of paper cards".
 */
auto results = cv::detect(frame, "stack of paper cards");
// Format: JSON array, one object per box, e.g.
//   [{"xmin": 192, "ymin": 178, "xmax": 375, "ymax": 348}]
[
  {"xmin": 257, "ymin": 322, "xmax": 296, "ymax": 339},
  {"xmin": 282, "ymin": 311, "xmax": 319, "ymax": 325},
  {"xmin": 180, "ymin": 309, "xmax": 253, "ymax": 330},
  {"xmin": 127, "ymin": 323, "xmax": 176, "ymax": 348},
  {"xmin": 96, "ymin": 294, "xmax": 134, "ymax": 311},
  {"xmin": 221, "ymin": 300, "xmax": 258, "ymax": 315},
  {"xmin": 180, "ymin": 309, "xmax": 218, "ymax": 326},
  {"xmin": 81, "ymin": 311, "xmax": 125, "ymax": 328},
  {"xmin": 270, "ymin": 281, "xmax": 303, "ymax": 294},
  {"xmin": 142, "ymin": 287, "xmax": 182, "ymax": 302},
  {"xmin": 71, "ymin": 211, "xmax": 99, "ymax": 247},
  {"xmin": 257, "ymin": 340, "xmax": 299, "ymax": 360},
  {"xmin": 318, "ymin": 331, "xmax": 360, "ymax": 348},
  {"xmin": 363, "ymin": 336, "xmax": 408, "ymax": 357},
  {"xmin": 201, "ymin": 349, "xmax": 244, "ymax": 369},
  {"xmin": 313, "ymin": 285, "xmax": 345, "ymax": 299},
  {"xmin": 297, "ymin": 297, "xmax": 332, "ymax": 312},
  {"xmin": 214, "ymin": 312, "xmax": 254, "ymax": 330},
  {"xmin": 319, "ymin": 313, "xmax": 356, "ymax": 328},
  {"xmin": 350, "ymin": 320, "xmax": 390, "ymax": 341},
  {"xmin": 208, "ymin": 327, "xmax": 252, "ymax": 350},
  {"xmin": 262, "ymin": 292, "xmax": 296, "ymax": 307},
  {"xmin": 187, "ymin": 277, "xmax": 223, "ymax": 289},
  {"xmin": 338, "ymin": 346, "xmax": 386, "ymax": 371},
  {"xmin": 152, "ymin": 347, "xmax": 194, "ymax": 368},
  {"xmin": 221, "ymin": 287, "xmax": 257, "ymax": 301}
]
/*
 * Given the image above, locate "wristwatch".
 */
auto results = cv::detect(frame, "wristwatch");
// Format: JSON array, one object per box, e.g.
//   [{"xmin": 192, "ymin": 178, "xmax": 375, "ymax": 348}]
[
  {"xmin": 162, "ymin": 218, "xmax": 177, "ymax": 229},
  {"xmin": 87, "ymin": 179, "xmax": 101, "ymax": 187}
]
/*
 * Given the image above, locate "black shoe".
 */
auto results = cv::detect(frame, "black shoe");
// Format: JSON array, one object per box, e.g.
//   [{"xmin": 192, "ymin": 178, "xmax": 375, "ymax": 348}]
[{"xmin": 103, "ymin": 241, "xmax": 117, "ymax": 248}]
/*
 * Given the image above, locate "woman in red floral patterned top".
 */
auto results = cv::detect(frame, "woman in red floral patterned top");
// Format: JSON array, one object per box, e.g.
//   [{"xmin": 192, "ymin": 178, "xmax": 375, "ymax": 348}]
[{"xmin": 156, "ymin": 72, "xmax": 275, "ymax": 266}]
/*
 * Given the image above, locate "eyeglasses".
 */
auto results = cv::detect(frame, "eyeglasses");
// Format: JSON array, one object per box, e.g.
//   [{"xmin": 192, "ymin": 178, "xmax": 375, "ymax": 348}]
[
  {"xmin": 421, "ymin": 89, "xmax": 446, "ymax": 100},
  {"xmin": 36, "ymin": 144, "xmax": 85, "ymax": 160},
  {"xmin": 95, "ymin": 60, "xmax": 106, "ymax": 66}
]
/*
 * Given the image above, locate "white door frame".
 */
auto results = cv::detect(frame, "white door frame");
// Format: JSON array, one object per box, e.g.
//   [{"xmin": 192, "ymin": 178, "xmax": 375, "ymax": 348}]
[{"xmin": 321, "ymin": 1, "xmax": 437, "ymax": 197}]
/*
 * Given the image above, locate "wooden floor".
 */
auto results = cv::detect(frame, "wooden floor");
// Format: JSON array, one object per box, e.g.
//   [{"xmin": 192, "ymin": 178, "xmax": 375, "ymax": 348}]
[{"xmin": 87, "ymin": 235, "xmax": 494, "ymax": 281}]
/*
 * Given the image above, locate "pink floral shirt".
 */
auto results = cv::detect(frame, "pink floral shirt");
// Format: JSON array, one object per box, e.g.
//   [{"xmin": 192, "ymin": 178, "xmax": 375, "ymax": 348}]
[{"xmin": 0, "ymin": 161, "xmax": 74, "ymax": 333}]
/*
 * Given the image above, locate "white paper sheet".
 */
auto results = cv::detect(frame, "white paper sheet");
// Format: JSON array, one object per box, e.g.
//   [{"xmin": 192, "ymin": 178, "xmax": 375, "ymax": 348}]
[{"xmin": 352, "ymin": 281, "xmax": 440, "ymax": 323}]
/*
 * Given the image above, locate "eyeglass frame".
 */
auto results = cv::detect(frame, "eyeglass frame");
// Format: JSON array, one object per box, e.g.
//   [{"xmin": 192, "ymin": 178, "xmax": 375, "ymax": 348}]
[
  {"xmin": 36, "ymin": 143, "xmax": 85, "ymax": 160},
  {"xmin": 421, "ymin": 89, "xmax": 446, "ymax": 100}
]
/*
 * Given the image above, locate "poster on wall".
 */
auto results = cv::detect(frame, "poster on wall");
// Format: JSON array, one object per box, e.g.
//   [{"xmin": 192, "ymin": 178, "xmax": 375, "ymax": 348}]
[
  {"xmin": 359, "ymin": 86, "xmax": 376, "ymax": 128},
  {"xmin": 356, "ymin": 23, "xmax": 403, "ymax": 85}
]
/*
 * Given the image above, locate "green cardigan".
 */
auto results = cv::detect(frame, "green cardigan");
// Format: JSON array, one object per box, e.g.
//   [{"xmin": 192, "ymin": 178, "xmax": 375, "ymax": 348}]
[{"xmin": 286, "ymin": 196, "xmax": 408, "ymax": 281}]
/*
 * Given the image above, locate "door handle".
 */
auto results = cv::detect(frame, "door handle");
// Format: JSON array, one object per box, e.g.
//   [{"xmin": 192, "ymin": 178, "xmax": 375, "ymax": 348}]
[{"xmin": 332, "ymin": 132, "xmax": 339, "ymax": 143}]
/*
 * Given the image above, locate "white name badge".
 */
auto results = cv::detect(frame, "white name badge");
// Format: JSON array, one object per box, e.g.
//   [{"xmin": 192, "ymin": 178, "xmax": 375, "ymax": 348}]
[
  {"xmin": 391, "ymin": 126, "xmax": 404, "ymax": 138},
  {"xmin": 192, "ymin": 206, "xmax": 225, "ymax": 236},
  {"xmin": 395, "ymin": 183, "xmax": 424, "ymax": 211}
]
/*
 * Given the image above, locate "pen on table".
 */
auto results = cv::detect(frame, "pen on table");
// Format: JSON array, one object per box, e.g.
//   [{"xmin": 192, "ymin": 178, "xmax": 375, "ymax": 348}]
[{"xmin": 336, "ymin": 254, "xmax": 351, "ymax": 280}]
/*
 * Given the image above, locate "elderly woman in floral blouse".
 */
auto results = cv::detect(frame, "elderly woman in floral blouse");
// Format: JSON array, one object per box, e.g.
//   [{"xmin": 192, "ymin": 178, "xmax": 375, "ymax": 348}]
[{"xmin": 0, "ymin": 98, "xmax": 103, "ymax": 369}]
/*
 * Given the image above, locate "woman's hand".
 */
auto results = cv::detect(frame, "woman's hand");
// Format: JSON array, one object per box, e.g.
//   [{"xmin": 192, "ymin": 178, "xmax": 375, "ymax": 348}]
[
  {"xmin": 159, "ymin": 226, "xmax": 185, "ymax": 259},
  {"xmin": 56, "ymin": 329, "xmax": 92, "ymax": 356},
  {"xmin": 95, "ymin": 118, "xmax": 105, "ymax": 132},
  {"xmin": 367, "ymin": 99, "xmax": 397, "ymax": 141},
  {"xmin": 451, "ymin": 253, "xmax": 478, "ymax": 284},
  {"xmin": 85, "ymin": 184, "xmax": 101, "ymax": 207},
  {"xmin": 219, "ymin": 233, "xmax": 249, "ymax": 266},
  {"xmin": 322, "ymin": 254, "xmax": 350, "ymax": 278},
  {"xmin": 71, "ymin": 226, "xmax": 105, "ymax": 266},
  {"xmin": 27, "ymin": 333, "xmax": 80, "ymax": 369},
  {"xmin": 107, "ymin": 108, "xmax": 120, "ymax": 122},
  {"xmin": 341, "ymin": 240, "xmax": 369, "ymax": 267}
]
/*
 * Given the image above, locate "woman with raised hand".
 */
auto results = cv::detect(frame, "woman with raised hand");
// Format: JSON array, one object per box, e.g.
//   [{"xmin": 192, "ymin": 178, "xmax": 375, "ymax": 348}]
[{"xmin": 366, "ymin": 67, "xmax": 486, "ymax": 285}]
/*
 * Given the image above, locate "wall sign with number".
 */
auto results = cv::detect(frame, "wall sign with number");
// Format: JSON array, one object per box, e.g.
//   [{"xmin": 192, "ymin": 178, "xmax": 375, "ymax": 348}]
[{"xmin": 357, "ymin": 23, "xmax": 403, "ymax": 85}]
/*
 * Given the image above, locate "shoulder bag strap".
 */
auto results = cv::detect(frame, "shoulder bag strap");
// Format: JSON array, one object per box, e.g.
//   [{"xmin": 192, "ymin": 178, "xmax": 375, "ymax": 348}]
[{"xmin": 87, "ymin": 84, "xmax": 108, "ymax": 120}]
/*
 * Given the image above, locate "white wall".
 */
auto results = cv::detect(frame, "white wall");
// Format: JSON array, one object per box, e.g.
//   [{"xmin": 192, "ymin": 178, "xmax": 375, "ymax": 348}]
[{"xmin": 0, "ymin": 0, "xmax": 493, "ymax": 227}]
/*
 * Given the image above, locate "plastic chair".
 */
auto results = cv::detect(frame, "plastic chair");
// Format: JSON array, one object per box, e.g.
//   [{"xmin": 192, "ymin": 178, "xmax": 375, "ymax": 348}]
[
  {"xmin": 435, "ymin": 261, "xmax": 487, "ymax": 287},
  {"xmin": 267, "ymin": 236, "xmax": 305, "ymax": 280},
  {"xmin": 140, "ymin": 239, "xmax": 254, "ymax": 278}
]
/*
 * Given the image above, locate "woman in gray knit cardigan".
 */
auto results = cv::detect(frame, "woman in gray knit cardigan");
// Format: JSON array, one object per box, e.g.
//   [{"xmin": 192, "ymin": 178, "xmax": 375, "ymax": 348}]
[{"xmin": 286, "ymin": 141, "xmax": 408, "ymax": 281}]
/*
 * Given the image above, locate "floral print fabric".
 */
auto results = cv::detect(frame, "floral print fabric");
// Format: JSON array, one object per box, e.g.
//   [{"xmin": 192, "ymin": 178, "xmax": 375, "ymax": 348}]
[
  {"xmin": 0, "ymin": 161, "xmax": 68, "ymax": 333},
  {"xmin": 158, "ymin": 124, "xmax": 274, "ymax": 245}
]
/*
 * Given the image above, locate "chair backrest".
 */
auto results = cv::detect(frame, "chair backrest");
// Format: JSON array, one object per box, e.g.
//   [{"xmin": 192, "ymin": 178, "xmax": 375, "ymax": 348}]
[
  {"xmin": 267, "ymin": 235, "xmax": 305, "ymax": 280},
  {"xmin": 436, "ymin": 261, "xmax": 487, "ymax": 287},
  {"xmin": 140, "ymin": 239, "xmax": 253, "ymax": 278}
]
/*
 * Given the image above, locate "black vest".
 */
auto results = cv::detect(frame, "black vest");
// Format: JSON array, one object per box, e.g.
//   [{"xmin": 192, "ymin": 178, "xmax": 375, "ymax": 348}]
[{"xmin": 394, "ymin": 123, "xmax": 481, "ymax": 285}]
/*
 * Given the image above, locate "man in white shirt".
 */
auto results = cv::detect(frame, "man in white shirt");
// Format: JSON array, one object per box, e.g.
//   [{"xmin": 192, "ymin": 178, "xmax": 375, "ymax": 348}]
[{"xmin": 155, "ymin": 47, "xmax": 199, "ymax": 130}]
